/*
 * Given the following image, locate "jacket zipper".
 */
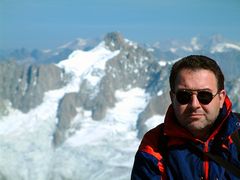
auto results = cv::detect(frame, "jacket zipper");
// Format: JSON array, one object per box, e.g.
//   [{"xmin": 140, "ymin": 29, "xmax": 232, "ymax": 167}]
[{"xmin": 203, "ymin": 141, "xmax": 209, "ymax": 180}]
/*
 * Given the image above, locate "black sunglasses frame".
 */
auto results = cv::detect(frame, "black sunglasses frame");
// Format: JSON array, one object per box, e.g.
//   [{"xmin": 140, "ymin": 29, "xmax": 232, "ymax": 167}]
[{"xmin": 173, "ymin": 89, "xmax": 219, "ymax": 105}]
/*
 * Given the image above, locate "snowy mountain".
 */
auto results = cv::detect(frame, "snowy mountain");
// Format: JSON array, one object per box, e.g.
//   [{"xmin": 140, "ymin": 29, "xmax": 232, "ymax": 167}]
[
  {"xmin": 0, "ymin": 32, "xmax": 239, "ymax": 180},
  {"xmin": 0, "ymin": 38, "xmax": 99, "ymax": 64},
  {"xmin": 0, "ymin": 32, "xmax": 169, "ymax": 180}
]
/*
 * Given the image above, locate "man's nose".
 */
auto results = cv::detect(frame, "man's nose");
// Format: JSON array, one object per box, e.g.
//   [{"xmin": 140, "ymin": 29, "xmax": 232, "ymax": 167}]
[{"xmin": 189, "ymin": 94, "xmax": 201, "ymax": 108}]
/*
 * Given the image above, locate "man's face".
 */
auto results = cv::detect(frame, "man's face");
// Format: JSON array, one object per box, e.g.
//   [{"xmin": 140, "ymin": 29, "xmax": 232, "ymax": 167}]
[{"xmin": 170, "ymin": 69, "xmax": 226, "ymax": 138}]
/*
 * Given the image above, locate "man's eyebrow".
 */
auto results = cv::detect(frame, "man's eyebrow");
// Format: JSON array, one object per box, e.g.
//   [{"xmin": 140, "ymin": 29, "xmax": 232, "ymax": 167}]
[{"xmin": 177, "ymin": 88, "xmax": 213, "ymax": 91}]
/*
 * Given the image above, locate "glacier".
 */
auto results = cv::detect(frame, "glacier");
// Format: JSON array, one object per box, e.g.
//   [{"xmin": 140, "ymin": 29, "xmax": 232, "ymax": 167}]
[{"xmin": 0, "ymin": 41, "xmax": 164, "ymax": 180}]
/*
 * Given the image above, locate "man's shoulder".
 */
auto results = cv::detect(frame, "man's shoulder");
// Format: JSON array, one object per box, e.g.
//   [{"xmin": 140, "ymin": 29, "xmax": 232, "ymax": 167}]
[
  {"xmin": 143, "ymin": 124, "xmax": 165, "ymax": 141},
  {"xmin": 138, "ymin": 124, "xmax": 166, "ymax": 160}
]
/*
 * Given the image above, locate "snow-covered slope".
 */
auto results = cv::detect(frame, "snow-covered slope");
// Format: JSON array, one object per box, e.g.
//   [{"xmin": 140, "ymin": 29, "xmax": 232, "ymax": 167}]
[
  {"xmin": 0, "ymin": 36, "xmax": 165, "ymax": 180},
  {"xmin": 0, "ymin": 87, "xmax": 161, "ymax": 180}
]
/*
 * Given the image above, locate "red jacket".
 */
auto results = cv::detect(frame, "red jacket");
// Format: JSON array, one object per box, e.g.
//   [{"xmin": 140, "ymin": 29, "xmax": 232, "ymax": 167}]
[{"xmin": 131, "ymin": 96, "xmax": 240, "ymax": 179}]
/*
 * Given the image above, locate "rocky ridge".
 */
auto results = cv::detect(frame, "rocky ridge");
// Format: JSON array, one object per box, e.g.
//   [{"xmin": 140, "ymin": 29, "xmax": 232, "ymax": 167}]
[{"xmin": 53, "ymin": 32, "xmax": 171, "ymax": 146}]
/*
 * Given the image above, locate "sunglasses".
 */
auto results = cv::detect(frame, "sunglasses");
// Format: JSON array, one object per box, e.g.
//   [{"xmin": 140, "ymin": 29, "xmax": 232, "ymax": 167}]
[{"xmin": 173, "ymin": 90, "xmax": 219, "ymax": 105}]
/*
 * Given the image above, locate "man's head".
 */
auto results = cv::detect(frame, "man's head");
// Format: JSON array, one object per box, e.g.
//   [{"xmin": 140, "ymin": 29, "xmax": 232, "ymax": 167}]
[
  {"xmin": 170, "ymin": 55, "xmax": 225, "ymax": 92},
  {"xmin": 169, "ymin": 55, "xmax": 226, "ymax": 140}
]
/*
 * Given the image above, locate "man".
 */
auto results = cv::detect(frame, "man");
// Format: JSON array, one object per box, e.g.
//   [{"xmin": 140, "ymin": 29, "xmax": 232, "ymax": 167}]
[{"xmin": 131, "ymin": 55, "xmax": 240, "ymax": 179}]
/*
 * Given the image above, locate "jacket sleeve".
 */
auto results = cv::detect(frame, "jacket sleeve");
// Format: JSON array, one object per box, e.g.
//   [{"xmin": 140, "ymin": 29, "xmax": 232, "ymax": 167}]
[{"xmin": 131, "ymin": 151, "xmax": 163, "ymax": 180}]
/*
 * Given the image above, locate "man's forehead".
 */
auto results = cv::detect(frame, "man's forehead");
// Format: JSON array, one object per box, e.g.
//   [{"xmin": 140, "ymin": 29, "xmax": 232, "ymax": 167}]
[{"xmin": 175, "ymin": 69, "xmax": 218, "ymax": 90}]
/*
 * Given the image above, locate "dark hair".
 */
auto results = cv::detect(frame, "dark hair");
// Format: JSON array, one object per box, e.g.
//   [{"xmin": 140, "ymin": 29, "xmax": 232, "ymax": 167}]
[{"xmin": 169, "ymin": 55, "xmax": 224, "ymax": 91}]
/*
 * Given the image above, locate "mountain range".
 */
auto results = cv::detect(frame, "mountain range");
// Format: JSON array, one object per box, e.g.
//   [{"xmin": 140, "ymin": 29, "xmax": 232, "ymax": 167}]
[{"xmin": 0, "ymin": 32, "xmax": 239, "ymax": 180}]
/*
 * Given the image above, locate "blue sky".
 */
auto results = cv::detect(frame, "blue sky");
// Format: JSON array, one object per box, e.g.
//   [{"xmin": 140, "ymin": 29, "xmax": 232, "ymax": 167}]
[{"xmin": 0, "ymin": 0, "xmax": 240, "ymax": 49}]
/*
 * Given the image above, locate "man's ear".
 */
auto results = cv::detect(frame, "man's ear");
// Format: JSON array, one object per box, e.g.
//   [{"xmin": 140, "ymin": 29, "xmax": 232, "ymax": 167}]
[{"xmin": 219, "ymin": 89, "xmax": 226, "ymax": 108}]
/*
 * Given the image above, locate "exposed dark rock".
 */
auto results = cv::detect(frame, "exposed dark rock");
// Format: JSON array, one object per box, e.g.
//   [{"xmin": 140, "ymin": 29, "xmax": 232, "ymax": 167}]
[
  {"xmin": 0, "ymin": 61, "xmax": 66, "ymax": 113},
  {"xmin": 136, "ymin": 92, "xmax": 171, "ymax": 138},
  {"xmin": 54, "ymin": 92, "xmax": 79, "ymax": 146},
  {"xmin": 104, "ymin": 32, "xmax": 126, "ymax": 51}
]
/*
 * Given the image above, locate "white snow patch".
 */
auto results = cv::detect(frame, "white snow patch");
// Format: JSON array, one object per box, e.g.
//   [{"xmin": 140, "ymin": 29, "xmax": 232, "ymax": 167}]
[
  {"xmin": 211, "ymin": 43, "xmax": 240, "ymax": 53},
  {"xmin": 159, "ymin": 61, "xmax": 167, "ymax": 66},
  {"xmin": 57, "ymin": 42, "xmax": 120, "ymax": 77},
  {"xmin": 145, "ymin": 115, "xmax": 165, "ymax": 130}
]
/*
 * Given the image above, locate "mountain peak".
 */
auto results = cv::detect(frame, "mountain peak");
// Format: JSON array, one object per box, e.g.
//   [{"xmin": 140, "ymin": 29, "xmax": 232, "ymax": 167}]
[{"xmin": 103, "ymin": 32, "xmax": 125, "ymax": 51}]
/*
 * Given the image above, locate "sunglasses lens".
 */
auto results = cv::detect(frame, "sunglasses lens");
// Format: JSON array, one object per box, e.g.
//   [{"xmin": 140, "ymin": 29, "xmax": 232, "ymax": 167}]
[
  {"xmin": 175, "ymin": 90, "xmax": 214, "ymax": 105},
  {"xmin": 176, "ymin": 91, "xmax": 192, "ymax": 105},
  {"xmin": 197, "ymin": 91, "xmax": 213, "ymax": 104}
]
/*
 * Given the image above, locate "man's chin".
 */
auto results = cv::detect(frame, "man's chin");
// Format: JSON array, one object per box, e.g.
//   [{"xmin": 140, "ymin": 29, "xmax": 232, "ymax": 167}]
[{"xmin": 186, "ymin": 122, "xmax": 206, "ymax": 132}]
